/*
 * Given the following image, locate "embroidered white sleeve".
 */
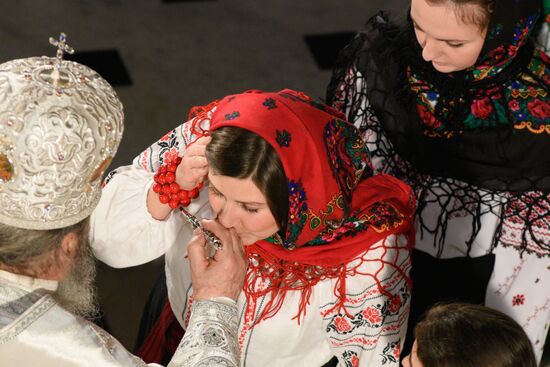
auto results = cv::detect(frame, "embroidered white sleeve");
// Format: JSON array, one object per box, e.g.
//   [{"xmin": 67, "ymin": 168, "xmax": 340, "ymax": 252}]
[
  {"xmin": 168, "ymin": 299, "xmax": 239, "ymax": 367},
  {"xmin": 91, "ymin": 110, "xmax": 214, "ymax": 268}
]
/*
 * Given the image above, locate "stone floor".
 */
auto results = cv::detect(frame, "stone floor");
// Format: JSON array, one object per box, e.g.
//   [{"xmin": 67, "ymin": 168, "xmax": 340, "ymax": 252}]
[{"xmin": 1, "ymin": 0, "xmax": 548, "ymax": 365}]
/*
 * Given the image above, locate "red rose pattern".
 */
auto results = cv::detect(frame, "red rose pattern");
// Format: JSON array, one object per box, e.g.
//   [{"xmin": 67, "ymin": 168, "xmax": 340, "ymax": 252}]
[
  {"xmin": 508, "ymin": 99, "xmax": 520, "ymax": 111},
  {"xmin": 162, "ymin": 147, "xmax": 180, "ymax": 164},
  {"xmin": 512, "ymin": 294, "xmax": 525, "ymax": 306},
  {"xmin": 334, "ymin": 316, "xmax": 352, "ymax": 332},
  {"xmin": 351, "ymin": 355, "xmax": 359, "ymax": 367},
  {"xmin": 471, "ymin": 98, "xmax": 494, "ymax": 119},
  {"xmin": 417, "ymin": 104, "xmax": 442, "ymax": 129},
  {"xmin": 388, "ymin": 295, "xmax": 402, "ymax": 314},
  {"xmin": 527, "ymin": 100, "xmax": 550, "ymax": 119},
  {"xmin": 362, "ymin": 307, "xmax": 382, "ymax": 325}
]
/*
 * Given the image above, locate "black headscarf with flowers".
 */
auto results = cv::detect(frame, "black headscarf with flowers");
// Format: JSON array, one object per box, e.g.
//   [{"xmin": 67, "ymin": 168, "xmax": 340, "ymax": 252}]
[{"xmin": 328, "ymin": 0, "xmax": 550, "ymax": 192}]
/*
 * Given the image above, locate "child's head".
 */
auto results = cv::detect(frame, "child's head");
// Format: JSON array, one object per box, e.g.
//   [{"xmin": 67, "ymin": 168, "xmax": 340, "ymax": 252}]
[{"xmin": 403, "ymin": 303, "xmax": 537, "ymax": 367}]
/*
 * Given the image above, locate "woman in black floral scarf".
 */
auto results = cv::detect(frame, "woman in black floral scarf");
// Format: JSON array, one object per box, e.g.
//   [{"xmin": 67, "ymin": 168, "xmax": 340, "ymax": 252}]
[{"xmin": 327, "ymin": 0, "xmax": 550, "ymax": 362}]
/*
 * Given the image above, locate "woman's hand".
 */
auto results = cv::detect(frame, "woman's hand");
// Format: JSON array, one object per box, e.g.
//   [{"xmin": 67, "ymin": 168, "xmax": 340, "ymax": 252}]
[
  {"xmin": 188, "ymin": 219, "xmax": 247, "ymax": 301},
  {"xmin": 176, "ymin": 136, "xmax": 211, "ymax": 190},
  {"xmin": 146, "ymin": 136, "xmax": 211, "ymax": 220}
]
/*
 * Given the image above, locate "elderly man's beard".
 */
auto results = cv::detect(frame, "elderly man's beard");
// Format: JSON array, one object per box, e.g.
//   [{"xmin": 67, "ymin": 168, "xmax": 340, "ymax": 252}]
[{"xmin": 53, "ymin": 233, "xmax": 98, "ymax": 319}]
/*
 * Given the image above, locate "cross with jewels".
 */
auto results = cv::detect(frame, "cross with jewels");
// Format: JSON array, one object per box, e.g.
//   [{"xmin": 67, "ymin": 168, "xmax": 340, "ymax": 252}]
[{"xmin": 48, "ymin": 32, "xmax": 74, "ymax": 71}]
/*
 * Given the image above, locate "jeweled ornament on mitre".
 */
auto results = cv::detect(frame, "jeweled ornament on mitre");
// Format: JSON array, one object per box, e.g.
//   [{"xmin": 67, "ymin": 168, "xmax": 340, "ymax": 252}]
[{"xmin": 0, "ymin": 33, "xmax": 124, "ymax": 230}]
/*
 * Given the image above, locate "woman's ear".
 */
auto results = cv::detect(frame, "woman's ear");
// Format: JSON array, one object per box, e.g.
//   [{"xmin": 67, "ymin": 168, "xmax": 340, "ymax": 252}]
[{"xmin": 488, "ymin": 0, "xmax": 495, "ymax": 13}]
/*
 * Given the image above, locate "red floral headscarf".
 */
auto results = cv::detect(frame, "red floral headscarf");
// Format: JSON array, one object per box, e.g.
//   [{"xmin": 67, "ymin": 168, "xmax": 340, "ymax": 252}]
[{"xmin": 197, "ymin": 89, "xmax": 415, "ymax": 323}]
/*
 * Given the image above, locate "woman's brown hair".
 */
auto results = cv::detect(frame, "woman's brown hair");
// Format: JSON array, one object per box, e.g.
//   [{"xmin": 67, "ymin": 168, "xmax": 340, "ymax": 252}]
[{"xmin": 427, "ymin": 0, "xmax": 495, "ymax": 30}]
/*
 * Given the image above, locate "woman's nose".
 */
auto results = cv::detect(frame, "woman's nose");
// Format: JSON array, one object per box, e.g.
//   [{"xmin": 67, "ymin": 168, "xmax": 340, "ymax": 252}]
[
  {"xmin": 217, "ymin": 202, "xmax": 238, "ymax": 229},
  {"xmin": 401, "ymin": 354, "xmax": 411, "ymax": 367},
  {"xmin": 422, "ymin": 39, "xmax": 440, "ymax": 62}
]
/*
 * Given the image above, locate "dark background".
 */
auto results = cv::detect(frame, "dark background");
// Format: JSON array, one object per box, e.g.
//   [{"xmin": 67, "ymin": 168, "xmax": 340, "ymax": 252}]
[{"xmin": 2, "ymin": 1, "xmax": 548, "ymax": 364}]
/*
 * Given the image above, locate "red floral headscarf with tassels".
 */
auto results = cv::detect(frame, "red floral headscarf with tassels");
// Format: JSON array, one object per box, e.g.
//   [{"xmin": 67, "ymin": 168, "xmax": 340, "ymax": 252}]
[{"xmin": 202, "ymin": 89, "xmax": 415, "ymax": 323}]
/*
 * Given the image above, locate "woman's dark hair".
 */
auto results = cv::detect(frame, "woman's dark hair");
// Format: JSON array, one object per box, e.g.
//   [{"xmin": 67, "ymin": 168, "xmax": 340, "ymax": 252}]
[
  {"xmin": 205, "ymin": 126, "xmax": 288, "ymax": 233},
  {"xmin": 426, "ymin": 0, "xmax": 495, "ymax": 30},
  {"xmin": 415, "ymin": 303, "xmax": 537, "ymax": 367}
]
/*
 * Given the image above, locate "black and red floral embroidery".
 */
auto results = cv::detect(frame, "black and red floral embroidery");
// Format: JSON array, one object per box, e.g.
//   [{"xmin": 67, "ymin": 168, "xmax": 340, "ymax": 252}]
[
  {"xmin": 224, "ymin": 111, "xmax": 240, "ymax": 120},
  {"xmin": 275, "ymin": 129, "xmax": 291, "ymax": 148},
  {"xmin": 324, "ymin": 118, "xmax": 371, "ymax": 206},
  {"xmin": 380, "ymin": 341, "xmax": 400, "ymax": 365},
  {"xmin": 285, "ymin": 179, "xmax": 308, "ymax": 248},
  {"xmin": 263, "ymin": 97, "xmax": 277, "ymax": 110},
  {"xmin": 326, "ymin": 289, "xmax": 408, "ymax": 335}
]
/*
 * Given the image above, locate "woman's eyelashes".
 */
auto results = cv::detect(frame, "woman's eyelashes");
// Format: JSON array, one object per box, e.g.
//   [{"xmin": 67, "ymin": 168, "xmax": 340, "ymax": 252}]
[
  {"xmin": 412, "ymin": 21, "xmax": 464, "ymax": 48},
  {"xmin": 241, "ymin": 205, "xmax": 259, "ymax": 214},
  {"xmin": 209, "ymin": 185, "xmax": 223, "ymax": 197},
  {"xmin": 209, "ymin": 185, "xmax": 260, "ymax": 213},
  {"xmin": 447, "ymin": 42, "xmax": 464, "ymax": 48}
]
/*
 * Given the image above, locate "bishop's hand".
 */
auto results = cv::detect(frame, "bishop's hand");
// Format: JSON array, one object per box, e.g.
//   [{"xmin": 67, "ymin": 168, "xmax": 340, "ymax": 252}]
[{"xmin": 187, "ymin": 219, "xmax": 247, "ymax": 301}]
